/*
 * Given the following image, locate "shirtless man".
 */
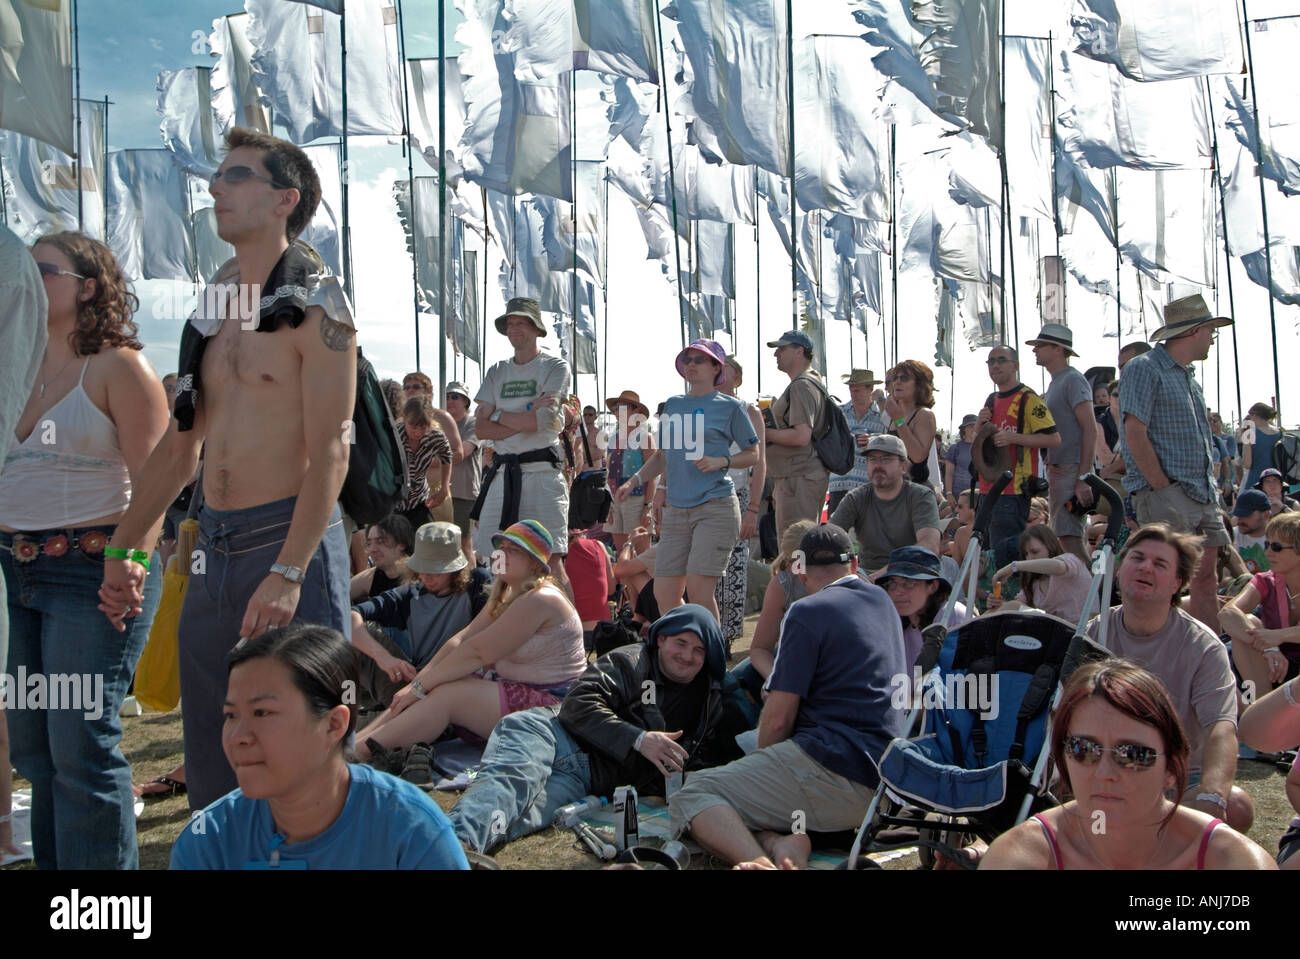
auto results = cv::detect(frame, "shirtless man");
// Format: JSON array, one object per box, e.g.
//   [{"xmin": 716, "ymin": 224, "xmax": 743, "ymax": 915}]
[{"xmin": 98, "ymin": 128, "xmax": 355, "ymax": 810}]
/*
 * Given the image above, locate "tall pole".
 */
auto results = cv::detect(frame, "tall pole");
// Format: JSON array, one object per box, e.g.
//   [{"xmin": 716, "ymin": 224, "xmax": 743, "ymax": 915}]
[
  {"xmin": 1206, "ymin": 79, "xmax": 1244, "ymax": 425},
  {"xmin": 437, "ymin": 0, "xmax": 447, "ymax": 399},
  {"xmin": 1241, "ymin": 0, "xmax": 1284, "ymax": 420},
  {"xmin": 340, "ymin": 2, "xmax": 354, "ymax": 304},
  {"xmin": 395, "ymin": 0, "xmax": 420, "ymax": 370},
  {"xmin": 1113, "ymin": 170, "xmax": 1121, "ymax": 340},
  {"xmin": 481, "ymin": 186, "xmax": 489, "ymax": 378},
  {"xmin": 569, "ymin": 72, "xmax": 578, "ymax": 395},
  {"xmin": 652, "ymin": 9, "xmax": 687, "ymax": 350},
  {"xmin": 997, "ymin": 0, "xmax": 1007, "ymax": 333},
  {"xmin": 72, "ymin": 0, "xmax": 83, "ymax": 231},
  {"xmin": 754, "ymin": 169, "xmax": 762, "ymax": 394},
  {"xmin": 101, "ymin": 96, "xmax": 109, "ymax": 240},
  {"xmin": 602, "ymin": 172, "xmax": 610, "ymax": 405},
  {"xmin": 889, "ymin": 123, "xmax": 898, "ymax": 366},
  {"xmin": 787, "ymin": 0, "xmax": 797, "ymax": 329}
]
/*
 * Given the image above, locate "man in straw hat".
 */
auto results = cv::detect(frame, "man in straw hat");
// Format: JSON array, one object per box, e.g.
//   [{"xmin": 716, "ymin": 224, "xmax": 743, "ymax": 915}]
[
  {"xmin": 1120, "ymin": 293, "xmax": 1234, "ymax": 631},
  {"xmin": 828, "ymin": 369, "xmax": 887, "ymax": 514},
  {"xmin": 603, "ymin": 388, "xmax": 658, "ymax": 552},
  {"xmin": 470, "ymin": 297, "xmax": 574, "ymax": 598},
  {"xmin": 1028, "ymin": 323, "xmax": 1096, "ymax": 563}
]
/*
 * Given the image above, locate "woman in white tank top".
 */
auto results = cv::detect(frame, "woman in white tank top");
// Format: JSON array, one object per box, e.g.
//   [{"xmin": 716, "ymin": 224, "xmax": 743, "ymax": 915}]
[{"xmin": 0, "ymin": 233, "xmax": 169, "ymax": 870}]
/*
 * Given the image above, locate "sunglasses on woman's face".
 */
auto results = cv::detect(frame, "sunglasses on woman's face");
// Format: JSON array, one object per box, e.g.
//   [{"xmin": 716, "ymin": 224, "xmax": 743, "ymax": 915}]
[
  {"xmin": 1265, "ymin": 541, "xmax": 1296, "ymax": 553},
  {"xmin": 1063, "ymin": 734, "xmax": 1160, "ymax": 770},
  {"xmin": 36, "ymin": 261, "xmax": 85, "ymax": 280},
  {"xmin": 681, "ymin": 354, "xmax": 714, "ymax": 365}
]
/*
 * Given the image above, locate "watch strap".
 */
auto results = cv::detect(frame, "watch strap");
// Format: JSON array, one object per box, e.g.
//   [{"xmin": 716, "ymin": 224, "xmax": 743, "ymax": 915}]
[{"xmin": 270, "ymin": 563, "xmax": 305, "ymax": 584}]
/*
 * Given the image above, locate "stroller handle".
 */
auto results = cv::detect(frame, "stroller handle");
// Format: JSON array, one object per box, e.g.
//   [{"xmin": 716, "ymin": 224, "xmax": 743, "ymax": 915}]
[
  {"xmin": 1082, "ymin": 473, "xmax": 1124, "ymax": 545},
  {"xmin": 972, "ymin": 471, "xmax": 1013, "ymax": 542}
]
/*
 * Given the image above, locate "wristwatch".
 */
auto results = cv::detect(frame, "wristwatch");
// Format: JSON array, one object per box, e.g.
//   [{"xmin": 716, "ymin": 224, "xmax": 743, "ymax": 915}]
[
  {"xmin": 491, "ymin": 409, "xmax": 504, "ymax": 424},
  {"xmin": 270, "ymin": 563, "xmax": 306, "ymax": 584},
  {"xmin": 1076, "ymin": 473, "xmax": 1089, "ymax": 481}
]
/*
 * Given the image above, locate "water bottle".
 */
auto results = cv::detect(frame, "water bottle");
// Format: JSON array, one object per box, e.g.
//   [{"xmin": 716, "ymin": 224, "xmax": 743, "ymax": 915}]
[{"xmin": 553, "ymin": 795, "xmax": 606, "ymax": 828}]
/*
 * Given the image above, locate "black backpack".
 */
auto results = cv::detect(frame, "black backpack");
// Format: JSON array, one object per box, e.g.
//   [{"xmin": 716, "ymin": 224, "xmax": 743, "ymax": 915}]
[
  {"xmin": 797, "ymin": 374, "xmax": 856, "ymax": 475},
  {"xmin": 567, "ymin": 419, "xmax": 612, "ymax": 529},
  {"xmin": 1274, "ymin": 431, "xmax": 1300, "ymax": 487},
  {"xmin": 340, "ymin": 348, "xmax": 410, "ymax": 525}
]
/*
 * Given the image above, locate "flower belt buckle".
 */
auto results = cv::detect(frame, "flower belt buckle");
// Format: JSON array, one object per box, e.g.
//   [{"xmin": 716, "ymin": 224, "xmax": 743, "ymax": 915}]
[
  {"xmin": 41, "ymin": 533, "xmax": 70, "ymax": 558},
  {"xmin": 12, "ymin": 534, "xmax": 39, "ymax": 563},
  {"xmin": 77, "ymin": 530, "xmax": 108, "ymax": 556}
]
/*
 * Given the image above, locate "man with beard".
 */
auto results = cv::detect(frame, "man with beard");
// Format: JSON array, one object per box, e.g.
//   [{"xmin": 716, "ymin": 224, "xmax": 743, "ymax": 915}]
[{"xmin": 829, "ymin": 435, "xmax": 941, "ymax": 575}]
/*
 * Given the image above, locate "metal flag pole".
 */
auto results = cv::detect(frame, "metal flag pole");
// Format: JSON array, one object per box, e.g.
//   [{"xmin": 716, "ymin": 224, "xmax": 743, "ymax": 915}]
[
  {"xmin": 652, "ymin": 8, "xmax": 688, "ymax": 351},
  {"xmin": 395, "ymin": 0, "xmax": 421, "ymax": 370},
  {"xmin": 889, "ymin": 123, "xmax": 898, "ymax": 366},
  {"xmin": 755, "ymin": 168, "xmax": 762, "ymax": 394},
  {"xmin": 340, "ymin": 1, "xmax": 354, "ymax": 305},
  {"xmin": 1112, "ymin": 169, "xmax": 1121, "ymax": 340},
  {"xmin": 1241, "ymin": 0, "xmax": 1284, "ymax": 420},
  {"xmin": 786, "ymin": 0, "xmax": 797, "ymax": 329},
  {"xmin": 570, "ymin": 72, "xmax": 578, "ymax": 395},
  {"xmin": 437, "ymin": 0, "xmax": 448, "ymax": 400},
  {"xmin": 101, "ymin": 96, "xmax": 109, "ymax": 240},
  {"xmin": 72, "ymin": 0, "xmax": 83, "ymax": 231},
  {"xmin": 481, "ymin": 186, "xmax": 489, "ymax": 379},
  {"xmin": 602, "ymin": 171, "xmax": 610, "ymax": 405}
]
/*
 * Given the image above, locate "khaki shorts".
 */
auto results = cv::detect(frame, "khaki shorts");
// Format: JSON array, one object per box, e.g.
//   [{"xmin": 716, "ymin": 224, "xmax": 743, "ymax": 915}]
[
  {"xmin": 772, "ymin": 469, "xmax": 829, "ymax": 540},
  {"xmin": 669, "ymin": 739, "xmax": 875, "ymax": 837},
  {"xmin": 452, "ymin": 497, "xmax": 476, "ymax": 538},
  {"xmin": 607, "ymin": 493, "xmax": 646, "ymax": 535},
  {"xmin": 1133, "ymin": 483, "xmax": 1229, "ymax": 547},
  {"xmin": 655, "ymin": 495, "xmax": 739, "ymax": 578},
  {"xmin": 1047, "ymin": 463, "xmax": 1086, "ymax": 539}
]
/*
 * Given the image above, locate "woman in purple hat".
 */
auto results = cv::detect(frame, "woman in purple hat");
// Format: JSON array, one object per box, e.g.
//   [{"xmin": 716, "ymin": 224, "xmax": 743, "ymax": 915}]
[{"xmin": 613, "ymin": 339, "xmax": 759, "ymax": 625}]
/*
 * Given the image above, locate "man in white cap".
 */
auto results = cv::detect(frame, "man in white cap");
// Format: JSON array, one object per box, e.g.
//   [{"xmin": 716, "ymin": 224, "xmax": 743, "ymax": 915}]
[
  {"xmin": 828, "ymin": 369, "xmax": 887, "ymax": 514},
  {"xmin": 471, "ymin": 297, "xmax": 573, "ymax": 597},
  {"xmin": 1029, "ymin": 323, "xmax": 1096, "ymax": 563},
  {"xmin": 1120, "ymin": 294, "xmax": 1234, "ymax": 630},
  {"xmin": 445, "ymin": 381, "xmax": 481, "ymax": 566},
  {"xmin": 765, "ymin": 329, "xmax": 830, "ymax": 537}
]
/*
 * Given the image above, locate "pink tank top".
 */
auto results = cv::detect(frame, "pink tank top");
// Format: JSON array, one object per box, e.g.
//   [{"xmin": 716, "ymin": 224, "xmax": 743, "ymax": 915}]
[
  {"xmin": 1032, "ymin": 813, "xmax": 1222, "ymax": 870},
  {"xmin": 0, "ymin": 358, "xmax": 131, "ymax": 529},
  {"xmin": 493, "ymin": 590, "xmax": 588, "ymax": 686}
]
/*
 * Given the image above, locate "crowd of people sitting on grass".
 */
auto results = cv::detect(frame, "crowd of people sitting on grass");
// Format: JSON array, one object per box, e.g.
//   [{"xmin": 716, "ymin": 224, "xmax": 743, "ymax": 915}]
[{"xmin": 2, "ymin": 131, "xmax": 1298, "ymax": 870}]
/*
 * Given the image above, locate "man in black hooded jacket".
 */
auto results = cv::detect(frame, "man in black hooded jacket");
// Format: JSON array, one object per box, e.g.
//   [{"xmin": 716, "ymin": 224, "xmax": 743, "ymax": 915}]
[{"xmin": 448, "ymin": 604, "xmax": 740, "ymax": 854}]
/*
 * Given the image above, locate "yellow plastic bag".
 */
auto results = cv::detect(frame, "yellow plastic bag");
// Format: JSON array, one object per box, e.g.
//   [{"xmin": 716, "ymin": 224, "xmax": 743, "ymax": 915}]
[{"xmin": 133, "ymin": 520, "xmax": 197, "ymax": 712}]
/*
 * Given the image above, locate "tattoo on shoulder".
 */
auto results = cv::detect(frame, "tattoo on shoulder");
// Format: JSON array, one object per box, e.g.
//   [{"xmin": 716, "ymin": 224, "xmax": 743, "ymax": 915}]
[{"xmin": 319, "ymin": 315, "xmax": 354, "ymax": 352}]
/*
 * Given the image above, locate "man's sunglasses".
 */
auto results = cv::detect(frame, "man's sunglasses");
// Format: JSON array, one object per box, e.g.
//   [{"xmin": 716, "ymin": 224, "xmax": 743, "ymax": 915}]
[
  {"xmin": 36, "ymin": 261, "xmax": 85, "ymax": 280},
  {"xmin": 986, "ymin": 356, "xmax": 1012, "ymax": 365},
  {"xmin": 1063, "ymin": 734, "xmax": 1160, "ymax": 770},
  {"xmin": 1265, "ymin": 541, "xmax": 1297, "ymax": 553},
  {"xmin": 209, "ymin": 165, "xmax": 291, "ymax": 189}
]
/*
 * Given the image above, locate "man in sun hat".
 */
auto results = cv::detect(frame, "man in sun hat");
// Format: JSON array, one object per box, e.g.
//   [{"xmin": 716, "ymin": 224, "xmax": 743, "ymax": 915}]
[
  {"xmin": 765, "ymin": 329, "xmax": 830, "ymax": 537},
  {"xmin": 1028, "ymin": 323, "xmax": 1096, "ymax": 564},
  {"xmin": 349, "ymin": 521, "xmax": 491, "ymax": 707},
  {"xmin": 604, "ymin": 388, "xmax": 658, "ymax": 550},
  {"xmin": 828, "ymin": 369, "xmax": 888, "ymax": 513},
  {"xmin": 1120, "ymin": 293, "xmax": 1234, "ymax": 630},
  {"xmin": 471, "ymin": 297, "xmax": 574, "ymax": 598}
]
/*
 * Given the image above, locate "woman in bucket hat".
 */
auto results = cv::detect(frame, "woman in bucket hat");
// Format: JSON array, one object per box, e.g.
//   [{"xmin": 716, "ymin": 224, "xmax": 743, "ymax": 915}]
[
  {"xmin": 613, "ymin": 339, "xmax": 759, "ymax": 625},
  {"xmin": 353, "ymin": 519, "xmax": 586, "ymax": 772},
  {"xmin": 876, "ymin": 546, "xmax": 965, "ymax": 669}
]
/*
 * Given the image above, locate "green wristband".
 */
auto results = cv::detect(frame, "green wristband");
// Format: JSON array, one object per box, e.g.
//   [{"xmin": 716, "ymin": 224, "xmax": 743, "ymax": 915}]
[{"xmin": 105, "ymin": 547, "xmax": 150, "ymax": 569}]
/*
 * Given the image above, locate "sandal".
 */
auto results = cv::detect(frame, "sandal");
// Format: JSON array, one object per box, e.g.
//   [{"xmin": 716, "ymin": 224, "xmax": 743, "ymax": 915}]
[
  {"xmin": 137, "ymin": 776, "xmax": 187, "ymax": 800},
  {"xmin": 363, "ymin": 738, "xmax": 409, "ymax": 776},
  {"xmin": 400, "ymin": 742, "xmax": 436, "ymax": 786}
]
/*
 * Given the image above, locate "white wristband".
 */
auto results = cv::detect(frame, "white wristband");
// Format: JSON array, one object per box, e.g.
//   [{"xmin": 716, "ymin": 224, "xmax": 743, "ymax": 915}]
[
  {"xmin": 633, "ymin": 730, "xmax": 647, "ymax": 752},
  {"xmin": 1195, "ymin": 792, "xmax": 1228, "ymax": 811},
  {"xmin": 410, "ymin": 679, "xmax": 427, "ymax": 700},
  {"xmin": 1285, "ymin": 680, "xmax": 1300, "ymax": 709}
]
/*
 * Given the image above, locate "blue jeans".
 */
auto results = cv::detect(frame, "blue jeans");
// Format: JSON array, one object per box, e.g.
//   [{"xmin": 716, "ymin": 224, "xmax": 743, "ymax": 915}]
[
  {"xmin": 448, "ymin": 707, "xmax": 592, "ymax": 854},
  {"xmin": 987, "ymin": 495, "xmax": 1030, "ymax": 567},
  {"xmin": 2, "ymin": 528, "xmax": 162, "ymax": 869}
]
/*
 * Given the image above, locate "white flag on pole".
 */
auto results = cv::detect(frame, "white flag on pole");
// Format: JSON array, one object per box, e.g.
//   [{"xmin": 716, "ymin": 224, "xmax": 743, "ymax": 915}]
[
  {"xmin": 0, "ymin": 99, "xmax": 105, "ymax": 241},
  {"xmin": 106, "ymin": 149, "xmax": 193, "ymax": 282},
  {"xmin": 1070, "ymin": 0, "xmax": 1243, "ymax": 82},
  {"xmin": 210, "ymin": 14, "xmax": 272, "ymax": 135},
  {"xmin": 0, "ymin": 0, "xmax": 74, "ymax": 154}
]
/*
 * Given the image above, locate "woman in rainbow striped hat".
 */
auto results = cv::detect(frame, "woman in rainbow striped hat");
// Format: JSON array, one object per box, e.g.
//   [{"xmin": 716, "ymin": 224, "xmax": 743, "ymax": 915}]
[{"xmin": 354, "ymin": 520, "xmax": 587, "ymax": 775}]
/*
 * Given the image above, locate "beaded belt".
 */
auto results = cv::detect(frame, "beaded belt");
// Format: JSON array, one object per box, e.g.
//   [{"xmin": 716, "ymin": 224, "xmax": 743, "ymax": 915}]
[{"xmin": 3, "ymin": 529, "xmax": 109, "ymax": 563}]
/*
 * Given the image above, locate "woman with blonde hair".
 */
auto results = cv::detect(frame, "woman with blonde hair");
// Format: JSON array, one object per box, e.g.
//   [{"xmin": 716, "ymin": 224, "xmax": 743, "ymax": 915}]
[
  {"xmin": 1219, "ymin": 510, "xmax": 1300, "ymax": 700},
  {"xmin": 0, "ymin": 232, "xmax": 169, "ymax": 869},
  {"xmin": 355, "ymin": 520, "xmax": 587, "ymax": 771},
  {"xmin": 744, "ymin": 519, "xmax": 818, "ymax": 684},
  {"xmin": 884, "ymin": 359, "xmax": 940, "ymax": 488}
]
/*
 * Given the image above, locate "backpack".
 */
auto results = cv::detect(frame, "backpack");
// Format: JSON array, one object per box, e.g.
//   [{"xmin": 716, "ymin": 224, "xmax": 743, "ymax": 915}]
[
  {"xmin": 340, "ymin": 348, "xmax": 410, "ymax": 525},
  {"xmin": 797, "ymin": 374, "xmax": 856, "ymax": 475},
  {"xmin": 567, "ymin": 420, "xmax": 612, "ymax": 529},
  {"xmin": 1274, "ymin": 431, "xmax": 1300, "ymax": 488}
]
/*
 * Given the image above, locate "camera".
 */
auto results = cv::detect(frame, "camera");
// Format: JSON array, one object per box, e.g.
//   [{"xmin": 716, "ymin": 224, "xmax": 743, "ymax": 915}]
[
  {"xmin": 1063, "ymin": 495, "xmax": 1090, "ymax": 518},
  {"xmin": 1021, "ymin": 476, "xmax": 1049, "ymax": 497}
]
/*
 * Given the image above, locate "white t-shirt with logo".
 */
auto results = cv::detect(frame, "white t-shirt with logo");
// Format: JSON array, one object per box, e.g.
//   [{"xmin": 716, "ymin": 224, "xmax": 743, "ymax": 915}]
[{"xmin": 475, "ymin": 352, "xmax": 571, "ymax": 457}]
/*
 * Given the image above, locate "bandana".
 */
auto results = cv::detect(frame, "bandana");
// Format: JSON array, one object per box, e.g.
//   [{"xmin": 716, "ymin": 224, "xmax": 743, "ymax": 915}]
[{"xmin": 173, "ymin": 241, "xmax": 340, "ymax": 431}]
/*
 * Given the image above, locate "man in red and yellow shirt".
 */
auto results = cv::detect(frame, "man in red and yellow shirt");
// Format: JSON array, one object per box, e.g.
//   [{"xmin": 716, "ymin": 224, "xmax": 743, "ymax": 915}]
[{"xmin": 976, "ymin": 345, "xmax": 1060, "ymax": 562}]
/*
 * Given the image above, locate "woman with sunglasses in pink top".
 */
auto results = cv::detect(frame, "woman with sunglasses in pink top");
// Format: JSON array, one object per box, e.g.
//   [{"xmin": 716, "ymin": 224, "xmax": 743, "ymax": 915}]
[
  {"xmin": 1220, "ymin": 511, "xmax": 1300, "ymax": 702},
  {"xmin": 982, "ymin": 660, "xmax": 1275, "ymax": 869}
]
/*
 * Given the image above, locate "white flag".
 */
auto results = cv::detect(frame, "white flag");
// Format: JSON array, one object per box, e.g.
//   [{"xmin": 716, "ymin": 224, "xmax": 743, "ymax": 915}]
[
  {"xmin": 503, "ymin": 0, "xmax": 658, "ymax": 84},
  {"xmin": 0, "ymin": 0, "xmax": 73, "ymax": 154},
  {"xmin": 106, "ymin": 149, "xmax": 193, "ymax": 282},
  {"xmin": 157, "ymin": 67, "xmax": 223, "ymax": 178},
  {"xmin": 301, "ymin": 143, "xmax": 344, "ymax": 277},
  {"xmin": 210, "ymin": 14, "xmax": 272, "ymax": 135},
  {"xmin": 246, "ymin": 0, "xmax": 403, "ymax": 142},
  {"xmin": 1116, "ymin": 168, "xmax": 1214, "ymax": 286},
  {"xmin": 911, "ymin": 0, "xmax": 1001, "ymax": 147},
  {"xmin": 1070, "ymin": 0, "xmax": 1243, "ymax": 82},
  {"xmin": 1005, "ymin": 37, "xmax": 1053, "ymax": 222},
  {"xmin": 0, "ymin": 99, "xmax": 105, "ymax": 241}
]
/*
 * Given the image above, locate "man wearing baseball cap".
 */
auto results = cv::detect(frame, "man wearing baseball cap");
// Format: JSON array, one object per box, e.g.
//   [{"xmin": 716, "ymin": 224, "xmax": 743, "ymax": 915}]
[
  {"xmin": 765, "ymin": 330, "xmax": 830, "ymax": 537},
  {"xmin": 1121, "ymin": 293, "xmax": 1234, "ymax": 630},
  {"xmin": 670, "ymin": 523, "xmax": 907, "ymax": 868},
  {"xmin": 445, "ymin": 381, "xmax": 481, "ymax": 566},
  {"xmin": 1028, "ymin": 323, "xmax": 1096, "ymax": 563},
  {"xmin": 471, "ymin": 297, "xmax": 574, "ymax": 597},
  {"xmin": 829, "ymin": 369, "xmax": 888, "ymax": 513},
  {"xmin": 829, "ymin": 434, "xmax": 942, "ymax": 574},
  {"xmin": 1231, "ymin": 488, "xmax": 1273, "ymax": 575}
]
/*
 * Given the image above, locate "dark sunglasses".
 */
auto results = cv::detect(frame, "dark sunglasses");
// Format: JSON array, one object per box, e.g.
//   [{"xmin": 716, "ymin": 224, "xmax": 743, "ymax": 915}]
[
  {"xmin": 36, "ymin": 261, "xmax": 85, "ymax": 280},
  {"xmin": 1265, "ymin": 541, "xmax": 1296, "ymax": 553},
  {"xmin": 1063, "ymin": 734, "xmax": 1160, "ymax": 770},
  {"xmin": 209, "ymin": 165, "xmax": 290, "ymax": 189},
  {"xmin": 986, "ymin": 356, "xmax": 1012, "ymax": 366},
  {"xmin": 681, "ymin": 354, "xmax": 715, "ymax": 365},
  {"xmin": 886, "ymin": 373, "xmax": 912, "ymax": 383}
]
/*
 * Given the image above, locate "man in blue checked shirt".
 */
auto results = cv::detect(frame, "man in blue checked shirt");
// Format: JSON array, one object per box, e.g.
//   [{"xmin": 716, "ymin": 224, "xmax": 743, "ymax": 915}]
[
  {"xmin": 827, "ymin": 369, "xmax": 888, "ymax": 514},
  {"xmin": 1120, "ymin": 294, "xmax": 1234, "ymax": 632}
]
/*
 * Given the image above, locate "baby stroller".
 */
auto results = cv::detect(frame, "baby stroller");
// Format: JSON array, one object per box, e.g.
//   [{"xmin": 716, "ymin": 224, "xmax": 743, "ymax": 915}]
[{"xmin": 844, "ymin": 473, "xmax": 1123, "ymax": 869}]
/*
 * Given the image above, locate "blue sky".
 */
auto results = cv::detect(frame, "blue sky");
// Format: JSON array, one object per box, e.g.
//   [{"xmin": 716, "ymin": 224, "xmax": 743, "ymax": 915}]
[{"xmin": 54, "ymin": 0, "xmax": 1300, "ymax": 428}]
